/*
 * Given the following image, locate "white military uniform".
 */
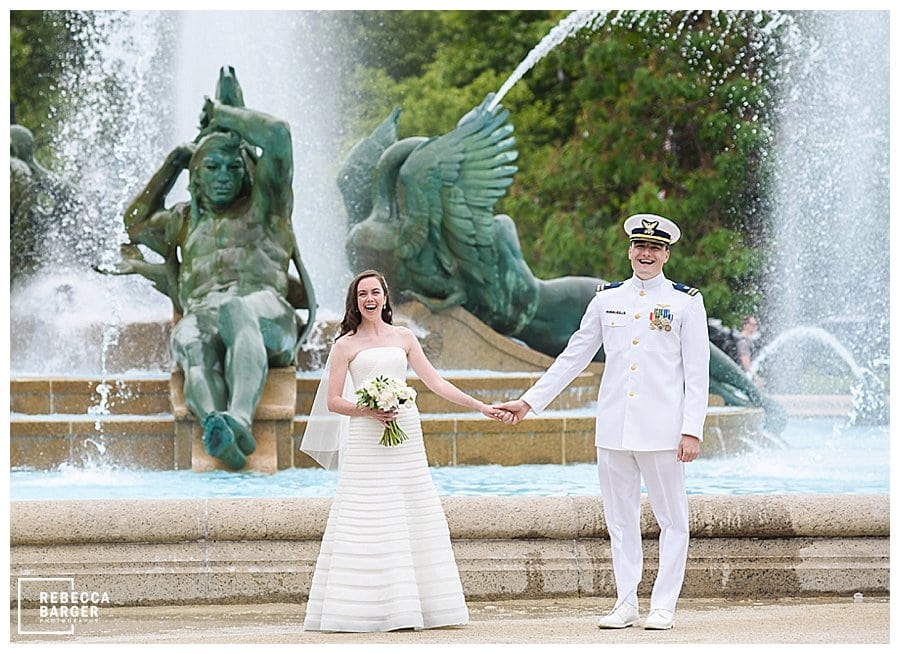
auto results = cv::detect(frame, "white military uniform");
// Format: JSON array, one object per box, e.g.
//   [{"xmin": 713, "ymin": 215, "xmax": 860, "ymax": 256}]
[{"xmin": 522, "ymin": 271, "xmax": 710, "ymax": 613}]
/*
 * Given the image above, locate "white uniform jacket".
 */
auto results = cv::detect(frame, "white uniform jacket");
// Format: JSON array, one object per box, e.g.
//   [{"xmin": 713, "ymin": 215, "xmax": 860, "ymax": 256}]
[{"xmin": 522, "ymin": 273, "xmax": 710, "ymax": 450}]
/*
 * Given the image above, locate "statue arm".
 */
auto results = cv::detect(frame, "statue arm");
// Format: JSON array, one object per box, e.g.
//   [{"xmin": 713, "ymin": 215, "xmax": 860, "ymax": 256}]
[
  {"xmin": 113, "ymin": 244, "xmax": 176, "ymax": 298},
  {"xmin": 123, "ymin": 144, "xmax": 193, "ymax": 255},
  {"xmin": 290, "ymin": 240, "xmax": 318, "ymax": 348},
  {"xmin": 200, "ymin": 99, "xmax": 293, "ymax": 217}
]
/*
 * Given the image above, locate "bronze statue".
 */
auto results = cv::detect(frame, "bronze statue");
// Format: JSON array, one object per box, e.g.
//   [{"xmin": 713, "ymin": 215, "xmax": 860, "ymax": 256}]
[
  {"xmin": 344, "ymin": 94, "xmax": 604, "ymax": 358},
  {"xmin": 341, "ymin": 95, "xmax": 785, "ymax": 432},
  {"xmin": 10, "ymin": 144, "xmax": 39, "ymax": 281},
  {"xmin": 112, "ymin": 67, "xmax": 317, "ymax": 469},
  {"xmin": 9, "ymin": 124, "xmax": 77, "ymax": 282}
]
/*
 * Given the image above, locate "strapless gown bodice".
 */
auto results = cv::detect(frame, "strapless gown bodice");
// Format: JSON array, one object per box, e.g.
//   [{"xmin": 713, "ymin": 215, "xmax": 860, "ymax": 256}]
[{"xmin": 348, "ymin": 346, "xmax": 409, "ymax": 390}]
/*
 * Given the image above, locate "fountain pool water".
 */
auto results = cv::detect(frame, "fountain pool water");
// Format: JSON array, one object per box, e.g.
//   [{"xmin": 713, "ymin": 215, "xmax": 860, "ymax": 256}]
[{"xmin": 9, "ymin": 417, "xmax": 888, "ymax": 500}]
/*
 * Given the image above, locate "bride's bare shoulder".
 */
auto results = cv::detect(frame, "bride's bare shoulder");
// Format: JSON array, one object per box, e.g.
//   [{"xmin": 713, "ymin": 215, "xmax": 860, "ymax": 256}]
[
  {"xmin": 393, "ymin": 325, "xmax": 417, "ymax": 344},
  {"xmin": 394, "ymin": 326, "xmax": 424, "ymax": 356},
  {"xmin": 330, "ymin": 335, "xmax": 357, "ymax": 359}
]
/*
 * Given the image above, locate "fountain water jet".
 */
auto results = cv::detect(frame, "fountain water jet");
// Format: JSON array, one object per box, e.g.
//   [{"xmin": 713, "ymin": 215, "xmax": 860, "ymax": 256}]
[
  {"xmin": 751, "ymin": 326, "xmax": 888, "ymax": 425},
  {"xmin": 489, "ymin": 9, "xmax": 605, "ymax": 111},
  {"xmin": 763, "ymin": 11, "xmax": 889, "ymax": 403}
]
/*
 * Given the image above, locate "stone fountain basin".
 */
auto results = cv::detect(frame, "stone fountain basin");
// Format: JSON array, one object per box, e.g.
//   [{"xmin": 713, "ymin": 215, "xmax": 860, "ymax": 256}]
[
  {"xmin": 10, "ymin": 371, "xmax": 763, "ymax": 471},
  {"xmin": 9, "ymin": 494, "xmax": 889, "ymax": 606}
]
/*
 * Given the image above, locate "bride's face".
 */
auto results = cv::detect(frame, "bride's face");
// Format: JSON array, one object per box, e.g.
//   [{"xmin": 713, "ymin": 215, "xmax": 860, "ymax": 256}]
[{"xmin": 356, "ymin": 276, "xmax": 386, "ymax": 322}]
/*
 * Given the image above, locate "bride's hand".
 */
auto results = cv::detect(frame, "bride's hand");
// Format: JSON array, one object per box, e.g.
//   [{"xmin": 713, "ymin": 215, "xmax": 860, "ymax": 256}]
[
  {"xmin": 479, "ymin": 404, "xmax": 507, "ymax": 422},
  {"xmin": 369, "ymin": 407, "xmax": 399, "ymax": 427}
]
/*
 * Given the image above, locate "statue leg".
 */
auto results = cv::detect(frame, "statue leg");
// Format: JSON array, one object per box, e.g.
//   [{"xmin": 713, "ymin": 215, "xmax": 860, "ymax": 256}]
[
  {"xmin": 400, "ymin": 288, "xmax": 467, "ymax": 312},
  {"xmin": 709, "ymin": 344, "xmax": 787, "ymax": 433},
  {"xmin": 217, "ymin": 300, "xmax": 265, "ymax": 456},
  {"xmin": 514, "ymin": 277, "xmax": 598, "ymax": 358},
  {"xmin": 172, "ymin": 313, "xmax": 228, "ymax": 417},
  {"xmin": 172, "ymin": 314, "xmax": 246, "ymax": 468},
  {"xmin": 217, "ymin": 291, "xmax": 298, "ymax": 456}
]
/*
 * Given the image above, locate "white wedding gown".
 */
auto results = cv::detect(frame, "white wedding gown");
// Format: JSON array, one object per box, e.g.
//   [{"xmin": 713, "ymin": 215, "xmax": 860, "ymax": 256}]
[{"xmin": 303, "ymin": 346, "xmax": 469, "ymax": 632}]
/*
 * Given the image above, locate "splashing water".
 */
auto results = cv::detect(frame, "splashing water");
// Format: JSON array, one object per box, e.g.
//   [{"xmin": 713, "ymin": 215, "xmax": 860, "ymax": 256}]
[
  {"xmin": 751, "ymin": 325, "xmax": 888, "ymax": 425},
  {"xmin": 489, "ymin": 10, "xmax": 606, "ymax": 110},
  {"xmin": 50, "ymin": 11, "xmax": 175, "ymax": 272},
  {"xmin": 751, "ymin": 326, "xmax": 863, "ymax": 379}
]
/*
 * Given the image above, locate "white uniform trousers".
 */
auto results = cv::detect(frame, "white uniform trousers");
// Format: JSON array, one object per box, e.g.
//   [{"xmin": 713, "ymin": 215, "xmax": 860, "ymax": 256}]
[{"xmin": 596, "ymin": 447, "xmax": 689, "ymax": 612}]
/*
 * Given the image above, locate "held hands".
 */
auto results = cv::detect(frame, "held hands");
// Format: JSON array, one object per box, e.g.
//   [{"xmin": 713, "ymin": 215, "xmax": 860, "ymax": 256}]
[
  {"xmin": 370, "ymin": 403, "xmax": 515, "ymax": 426},
  {"xmin": 480, "ymin": 403, "xmax": 514, "ymax": 422},
  {"xmin": 489, "ymin": 399, "xmax": 531, "ymax": 425}
]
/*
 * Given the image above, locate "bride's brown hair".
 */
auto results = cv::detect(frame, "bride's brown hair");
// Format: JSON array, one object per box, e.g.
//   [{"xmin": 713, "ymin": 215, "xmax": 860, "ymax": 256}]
[{"xmin": 336, "ymin": 270, "xmax": 394, "ymax": 339}]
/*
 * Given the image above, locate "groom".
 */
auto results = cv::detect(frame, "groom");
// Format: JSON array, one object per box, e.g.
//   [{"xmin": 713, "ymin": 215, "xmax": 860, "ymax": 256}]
[{"xmin": 496, "ymin": 213, "xmax": 710, "ymax": 631}]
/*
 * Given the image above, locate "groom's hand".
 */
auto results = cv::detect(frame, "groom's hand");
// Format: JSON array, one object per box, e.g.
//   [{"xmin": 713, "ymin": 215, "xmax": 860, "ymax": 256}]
[{"xmin": 494, "ymin": 399, "xmax": 531, "ymax": 425}]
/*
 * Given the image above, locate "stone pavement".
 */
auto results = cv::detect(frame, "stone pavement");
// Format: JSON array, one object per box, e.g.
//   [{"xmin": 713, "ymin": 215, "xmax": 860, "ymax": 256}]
[{"xmin": 9, "ymin": 596, "xmax": 890, "ymax": 647}]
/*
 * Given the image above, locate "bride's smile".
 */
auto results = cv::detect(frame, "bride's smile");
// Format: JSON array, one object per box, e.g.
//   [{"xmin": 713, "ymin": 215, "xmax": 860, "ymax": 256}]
[{"xmin": 357, "ymin": 277, "xmax": 385, "ymax": 319}]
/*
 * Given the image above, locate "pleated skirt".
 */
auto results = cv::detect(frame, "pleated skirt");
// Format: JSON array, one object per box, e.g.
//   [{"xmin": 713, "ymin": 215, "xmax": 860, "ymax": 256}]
[{"xmin": 303, "ymin": 404, "xmax": 469, "ymax": 632}]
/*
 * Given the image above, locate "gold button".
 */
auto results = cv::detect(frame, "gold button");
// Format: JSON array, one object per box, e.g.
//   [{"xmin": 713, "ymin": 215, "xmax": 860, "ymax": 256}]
[
  {"xmin": 630, "ymin": 364, "xmax": 637, "ymax": 371},
  {"xmin": 632, "ymin": 339, "xmax": 639, "ymax": 345},
  {"xmin": 628, "ymin": 391, "xmax": 635, "ymax": 397},
  {"xmin": 639, "ymin": 290, "xmax": 646, "ymax": 296},
  {"xmin": 634, "ymin": 313, "xmax": 641, "ymax": 320}
]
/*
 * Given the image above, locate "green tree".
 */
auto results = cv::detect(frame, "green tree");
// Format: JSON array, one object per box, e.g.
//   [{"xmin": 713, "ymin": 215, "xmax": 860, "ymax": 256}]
[
  {"xmin": 9, "ymin": 10, "xmax": 93, "ymax": 158},
  {"xmin": 337, "ymin": 10, "xmax": 783, "ymax": 324},
  {"xmin": 504, "ymin": 10, "xmax": 781, "ymax": 324}
]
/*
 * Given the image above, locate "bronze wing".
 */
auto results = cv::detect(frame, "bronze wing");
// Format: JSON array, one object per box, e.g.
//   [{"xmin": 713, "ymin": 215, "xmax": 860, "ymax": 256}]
[
  {"xmin": 396, "ymin": 94, "xmax": 518, "ymax": 286},
  {"xmin": 337, "ymin": 107, "xmax": 401, "ymax": 228}
]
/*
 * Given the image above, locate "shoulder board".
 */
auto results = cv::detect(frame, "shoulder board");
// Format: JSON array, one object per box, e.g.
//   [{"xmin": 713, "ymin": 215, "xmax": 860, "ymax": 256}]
[
  {"xmin": 672, "ymin": 282, "xmax": 700, "ymax": 296},
  {"xmin": 596, "ymin": 281, "xmax": 625, "ymax": 293}
]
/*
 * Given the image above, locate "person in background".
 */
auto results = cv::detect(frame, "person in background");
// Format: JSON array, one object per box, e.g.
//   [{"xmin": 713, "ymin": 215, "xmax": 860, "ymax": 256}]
[{"xmin": 735, "ymin": 314, "xmax": 763, "ymax": 387}]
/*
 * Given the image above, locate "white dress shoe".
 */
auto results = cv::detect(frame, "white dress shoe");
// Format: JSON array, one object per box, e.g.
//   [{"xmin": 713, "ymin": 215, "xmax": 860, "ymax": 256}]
[
  {"xmin": 643, "ymin": 608, "xmax": 675, "ymax": 630},
  {"xmin": 597, "ymin": 602, "xmax": 640, "ymax": 629}
]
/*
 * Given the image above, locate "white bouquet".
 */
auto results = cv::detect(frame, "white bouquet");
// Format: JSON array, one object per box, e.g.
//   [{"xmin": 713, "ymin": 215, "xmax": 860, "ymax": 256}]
[{"xmin": 355, "ymin": 375, "xmax": 418, "ymax": 446}]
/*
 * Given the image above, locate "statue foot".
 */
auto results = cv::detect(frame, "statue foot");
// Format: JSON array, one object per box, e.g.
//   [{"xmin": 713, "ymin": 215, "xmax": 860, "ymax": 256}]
[
  {"xmin": 202, "ymin": 411, "xmax": 247, "ymax": 470},
  {"xmin": 224, "ymin": 412, "xmax": 256, "ymax": 456}
]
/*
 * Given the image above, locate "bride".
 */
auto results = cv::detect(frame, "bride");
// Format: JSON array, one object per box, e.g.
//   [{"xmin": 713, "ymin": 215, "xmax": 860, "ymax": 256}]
[{"xmin": 301, "ymin": 269, "xmax": 506, "ymax": 632}]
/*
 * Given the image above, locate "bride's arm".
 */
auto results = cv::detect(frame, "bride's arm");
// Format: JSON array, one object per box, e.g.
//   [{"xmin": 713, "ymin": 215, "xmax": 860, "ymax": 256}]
[
  {"xmin": 403, "ymin": 328, "xmax": 495, "ymax": 418},
  {"xmin": 326, "ymin": 340, "xmax": 397, "ymax": 425}
]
